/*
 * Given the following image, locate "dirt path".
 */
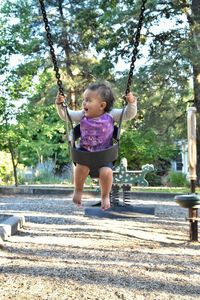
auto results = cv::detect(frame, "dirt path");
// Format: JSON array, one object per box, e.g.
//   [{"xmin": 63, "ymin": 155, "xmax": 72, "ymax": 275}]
[{"xmin": 0, "ymin": 194, "xmax": 200, "ymax": 300}]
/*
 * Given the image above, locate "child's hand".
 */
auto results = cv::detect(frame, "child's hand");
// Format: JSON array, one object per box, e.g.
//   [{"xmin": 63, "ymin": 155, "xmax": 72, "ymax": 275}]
[
  {"xmin": 55, "ymin": 93, "xmax": 65, "ymax": 105},
  {"xmin": 125, "ymin": 92, "xmax": 137, "ymax": 105}
]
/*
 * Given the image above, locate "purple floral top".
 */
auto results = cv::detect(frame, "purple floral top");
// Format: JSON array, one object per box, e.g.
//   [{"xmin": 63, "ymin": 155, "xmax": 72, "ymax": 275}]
[{"xmin": 80, "ymin": 113, "xmax": 114, "ymax": 152}]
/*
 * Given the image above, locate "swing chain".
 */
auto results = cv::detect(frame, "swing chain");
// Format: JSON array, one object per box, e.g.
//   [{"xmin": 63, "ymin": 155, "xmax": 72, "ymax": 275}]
[
  {"xmin": 39, "ymin": 0, "xmax": 147, "ymax": 98},
  {"xmin": 125, "ymin": 0, "xmax": 147, "ymax": 95},
  {"xmin": 39, "ymin": 0, "xmax": 65, "ymax": 97}
]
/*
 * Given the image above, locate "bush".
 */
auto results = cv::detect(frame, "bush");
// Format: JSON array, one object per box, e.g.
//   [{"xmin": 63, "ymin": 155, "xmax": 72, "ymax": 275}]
[
  {"xmin": 17, "ymin": 160, "xmax": 73, "ymax": 185},
  {"xmin": 32, "ymin": 171, "xmax": 62, "ymax": 184},
  {"xmin": 168, "ymin": 171, "xmax": 189, "ymax": 187},
  {"xmin": 145, "ymin": 172, "xmax": 162, "ymax": 186},
  {"xmin": 120, "ymin": 128, "xmax": 178, "ymax": 171},
  {"xmin": 0, "ymin": 152, "xmax": 14, "ymax": 185}
]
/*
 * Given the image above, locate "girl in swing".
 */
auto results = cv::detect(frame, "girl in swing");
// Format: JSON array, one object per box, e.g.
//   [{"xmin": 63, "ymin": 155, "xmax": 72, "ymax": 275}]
[{"xmin": 55, "ymin": 82, "xmax": 137, "ymax": 210}]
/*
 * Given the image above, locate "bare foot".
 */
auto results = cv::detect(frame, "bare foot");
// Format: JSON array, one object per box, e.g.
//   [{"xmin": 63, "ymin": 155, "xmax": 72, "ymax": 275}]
[
  {"xmin": 101, "ymin": 197, "xmax": 110, "ymax": 211},
  {"xmin": 72, "ymin": 191, "xmax": 83, "ymax": 207}
]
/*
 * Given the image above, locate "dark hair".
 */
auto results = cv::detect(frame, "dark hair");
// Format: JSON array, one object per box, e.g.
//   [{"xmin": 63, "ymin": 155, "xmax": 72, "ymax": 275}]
[{"xmin": 87, "ymin": 82, "xmax": 115, "ymax": 112}]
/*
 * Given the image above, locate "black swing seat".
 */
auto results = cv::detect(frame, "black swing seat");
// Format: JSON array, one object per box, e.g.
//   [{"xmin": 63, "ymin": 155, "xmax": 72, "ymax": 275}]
[{"xmin": 70, "ymin": 124, "xmax": 119, "ymax": 178}]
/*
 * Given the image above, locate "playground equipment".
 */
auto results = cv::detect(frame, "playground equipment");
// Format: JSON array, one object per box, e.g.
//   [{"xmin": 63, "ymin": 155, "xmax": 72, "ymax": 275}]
[
  {"xmin": 111, "ymin": 158, "xmax": 154, "ymax": 206},
  {"xmin": 175, "ymin": 107, "xmax": 200, "ymax": 241},
  {"xmin": 85, "ymin": 158, "xmax": 155, "ymax": 218},
  {"xmin": 39, "ymin": 0, "xmax": 147, "ymax": 178}
]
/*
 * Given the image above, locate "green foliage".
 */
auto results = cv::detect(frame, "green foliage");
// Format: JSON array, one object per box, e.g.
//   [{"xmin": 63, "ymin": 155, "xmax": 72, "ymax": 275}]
[
  {"xmin": 17, "ymin": 160, "xmax": 72, "ymax": 185},
  {"xmin": 17, "ymin": 169, "xmax": 65, "ymax": 185},
  {"xmin": 168, "ymin": 171, "xmax": 189, "ymax": 187},
  {"xmin": 145, "ymin": 172, "xmax": 162, "ymax": 187},
  {"xmin": 17, "ymin": 103, "xmax": 70, "ymax": 168},
  {"xmin": 119, "ymin": 127, "xmax": 177, "ymax": 170},
  {"xmin": 0, "ymin": 152, "xmax": 14, "ymax": 184},
  {"xmin": 95, "ymin": 0, "xmax": 199, "ymax": 144},
  {"xmin": 0, "ymin": 97, "xmax": 6, "ymax": 117},
  {"xmin": 31, "ymin": 172, "xmax": 62, "ymax": 185},
  {"xmin": 0, "ymin": 0, "xmax": 200, "ymax": 185},
  {"xmin": 119, "ymin": 127, "xmax": 179, "ymax": 186}
]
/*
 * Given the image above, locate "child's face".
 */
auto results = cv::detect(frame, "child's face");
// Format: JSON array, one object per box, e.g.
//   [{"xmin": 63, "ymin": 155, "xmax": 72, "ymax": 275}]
[{"xmin": 82, "ymin": 89, "xmax": 106, "ymax": 118}]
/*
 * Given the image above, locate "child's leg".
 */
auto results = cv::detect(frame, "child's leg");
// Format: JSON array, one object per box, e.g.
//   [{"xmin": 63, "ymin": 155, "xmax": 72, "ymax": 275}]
[
  {"xmin": 99, "ymin": 167, "xmax": 113, "ymax": 210},
  {"xmin": 73, "ymin": 163, "xmax": 89, "ymax": 206}
]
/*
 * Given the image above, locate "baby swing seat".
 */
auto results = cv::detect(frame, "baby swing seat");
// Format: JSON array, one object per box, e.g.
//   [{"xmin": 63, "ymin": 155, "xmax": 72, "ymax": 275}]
[{"xmin": 70, "ymin": 124, "xmax": 119, "ymax": 178}]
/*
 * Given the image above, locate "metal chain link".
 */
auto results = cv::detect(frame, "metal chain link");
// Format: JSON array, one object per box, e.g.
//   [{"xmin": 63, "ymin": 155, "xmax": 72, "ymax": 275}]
[
  {"xmin": 39, "ymin": 0, "xmax": 74, "ymax": 131},
  {"xmin": 39, "ymin": 0, "xmax": 147, "ymax": 130},
  {"xmin": 125, "ymin": 0, "xmax": 147, "ymax": 95},
  {"xmin": 39, "ymin": 0, "xmax": 147, "ymax": 98},
  {"xmin": 39, "ymin": 0, "xmax": 65, "ymax": 97}
]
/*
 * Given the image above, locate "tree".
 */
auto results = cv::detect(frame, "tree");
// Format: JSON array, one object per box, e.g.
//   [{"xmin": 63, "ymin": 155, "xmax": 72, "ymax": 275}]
[
  {"xmin": 1, "ymin": 0, "xmax": 199, "ymax": 185},
  {"xmin": 120, "ymin": 128, "xmax": 177, "ymax": 169},
  {"xmin": 16, "ymin": 103, "xmax": 69, "ymax": 170},
  {"xmin": 0, "ymin": 103, "xmax": 21, "ymax": 186},
  {"xmin": 95, "ymin": 0, "xmax": 200, "ymax": 183},
  {"xmin": 0, "ymin": 0, "xmax": 118, "ymax": 181},
  {"xmin": 190, "ymin": 0, "xmax": 200, "ymax": 184}
]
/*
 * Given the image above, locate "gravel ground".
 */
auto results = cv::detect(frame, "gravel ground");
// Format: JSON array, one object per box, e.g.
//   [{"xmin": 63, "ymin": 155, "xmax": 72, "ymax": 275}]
[{"xmin": 0, "ymin": 192, "xmax": 200, "ymax": 300}]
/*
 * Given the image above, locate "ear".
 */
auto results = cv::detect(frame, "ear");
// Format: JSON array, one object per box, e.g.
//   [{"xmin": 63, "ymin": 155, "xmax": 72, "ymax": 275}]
[{"xmin": 100, "ymin": 101, "xmax": 107, "ymax": 110}]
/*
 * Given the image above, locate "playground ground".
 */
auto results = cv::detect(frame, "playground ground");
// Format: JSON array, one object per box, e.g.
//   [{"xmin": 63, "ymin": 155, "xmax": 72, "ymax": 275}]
[{"xmin": 0, "ymin": 191, "xmax": 200, "ymax": 300}]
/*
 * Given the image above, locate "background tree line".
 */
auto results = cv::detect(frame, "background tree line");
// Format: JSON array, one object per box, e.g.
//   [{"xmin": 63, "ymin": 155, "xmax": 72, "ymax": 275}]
[{"xmin": 0, "ymin": 0, "xmax": 199, "ymax": 186}]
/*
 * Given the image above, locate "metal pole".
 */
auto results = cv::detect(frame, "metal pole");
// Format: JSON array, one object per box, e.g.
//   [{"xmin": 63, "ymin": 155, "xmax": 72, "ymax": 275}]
[{"xmin": 187, "ymin": 107, "xmax": 198, "ymax": 241}]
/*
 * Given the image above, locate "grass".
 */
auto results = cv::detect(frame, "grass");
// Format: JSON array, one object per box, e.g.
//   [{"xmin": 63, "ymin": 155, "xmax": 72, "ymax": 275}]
[
  {"xmin": 131, "ymin": 186, "xmax": 200, "ymax": 194},
  {"xmin": 1, "ymin": 181, "xmax": 200, "ymax": 195},
  {"xmin": 23, "ymin": 185, "xmax": 199, "ymax": 194}
]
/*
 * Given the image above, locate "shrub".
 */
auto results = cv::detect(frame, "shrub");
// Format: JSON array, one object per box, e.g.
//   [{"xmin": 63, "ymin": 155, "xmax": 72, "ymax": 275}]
[
  {"xmin": 168, "ymin": 171, "xmax": 189, "ymax": 187},
  {"xmin": 120, "ymin": 128, "xmax": 178, "ymax": 171},
  {"xmin": 145, "ymin": 172, "xmax": 162, "ymax": 186},
  {"xmin": 0, "ymin": 152, "xmax": 14, "ymax": 185}
]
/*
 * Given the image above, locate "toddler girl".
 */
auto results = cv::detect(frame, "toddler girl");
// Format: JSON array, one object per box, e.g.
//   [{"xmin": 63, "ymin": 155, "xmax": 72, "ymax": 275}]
[{"xmin": 55, "ymin": 82, "xmax": 137, "ymax": 210}]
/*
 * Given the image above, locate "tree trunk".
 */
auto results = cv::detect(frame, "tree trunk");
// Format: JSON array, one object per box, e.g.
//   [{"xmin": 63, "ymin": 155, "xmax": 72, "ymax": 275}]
[
  {"xmin": 57, "ymin": 0, "xmax": 75, "ymax": 81},
  {"xmin": 8, "ymin": 142, "xmax": 18, "ymax": 187},
  {"xmin": 196, "ymin": 115, "xmax": 200, "ymax": 185},
  {"xmin": 191, "ymin": 0, "xmax": 200, "ymax": 185}
]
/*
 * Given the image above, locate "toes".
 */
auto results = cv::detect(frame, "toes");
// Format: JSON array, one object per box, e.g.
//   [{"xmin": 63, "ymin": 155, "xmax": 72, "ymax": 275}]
[
  {"xmin": 101, "ymin": 200, "xmax": 110, "ymax": 211},
  {"xmin": 72, "ymin": 191, "xmax": 82, "ymax": 207}
]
